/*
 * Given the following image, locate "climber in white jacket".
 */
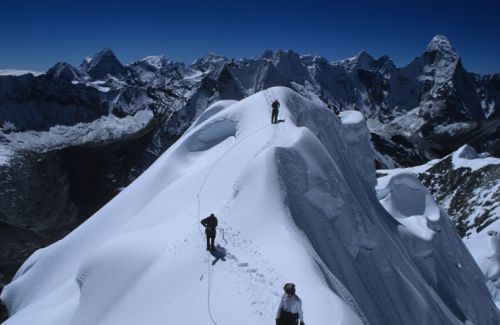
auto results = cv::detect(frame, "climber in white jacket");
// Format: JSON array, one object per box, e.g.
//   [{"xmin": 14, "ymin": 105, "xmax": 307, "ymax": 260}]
[{"xmin": 276, "ymin": 283, "xmax": 305, "ymax": 325}]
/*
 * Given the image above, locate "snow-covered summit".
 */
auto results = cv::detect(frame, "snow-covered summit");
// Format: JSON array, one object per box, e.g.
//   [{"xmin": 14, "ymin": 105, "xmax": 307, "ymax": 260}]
[
  {"xmin": 2, "ymin": 87, "xmax": 498, "ymax": 325},
  {"xmin": 138, "ymin": 55, "xmax": 172, "ymax": 70},
  {"xmin": 426, "ymin": 34, "xmax": 457, "ymax": 56}
]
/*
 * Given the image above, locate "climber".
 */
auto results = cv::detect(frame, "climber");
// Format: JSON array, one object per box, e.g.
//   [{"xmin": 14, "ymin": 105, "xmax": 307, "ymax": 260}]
[
  {"xmin": 276, "ymin": 283, "xmax": 305, "ymax": 325},
  {"xmin": 271, "ymin": 99, "xmax": 280, "ymax": 124},
  {"xmin": 200, "ymin": 213, "xmax": 218, "ymax": 251}
]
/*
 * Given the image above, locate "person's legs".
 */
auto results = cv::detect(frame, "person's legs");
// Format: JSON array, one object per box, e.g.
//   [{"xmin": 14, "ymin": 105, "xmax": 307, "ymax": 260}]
[
  {"xmin": 209, "ymin": 236, "xmax": 215, "ymax": 250},
  {"xmin": 206, "ymin": 236, "xmax": 210, "ymax": 250}
]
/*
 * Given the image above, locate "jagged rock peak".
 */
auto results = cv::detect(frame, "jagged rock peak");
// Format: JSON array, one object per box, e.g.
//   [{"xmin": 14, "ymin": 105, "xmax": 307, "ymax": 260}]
[
  {"xmin": 192, "ymin": 52, "xmax": 227, "ymax": 71},
  {"xmin": 272, "ymin": 50, "xmax": 303, "ymax": 64},
  {"xmin": 261, "ymin": 50, "xmax": 274, "ymax": 59},
  {"xmin": 376, "ymin": 54, "xmax": 396, "ymax": 70},
  {"xmin": 89, "ymin": 48, "xmax": 122, "ymax": 66},
  {"xmin": 336, "ymin": 50, "xmax": 378, "ymax": 71},
  {"xmin": 426, "ymin": 35, "xmax": 456, "ymax": 55},
  {"xmin": 82, "ymin": 48, "xmax": 126, "ymax": 80},
  {"xmin": 356, "ymin": 50, "xmax": 374, "ymax": 60},
  {"xmin": 300, "ymin": 54, "xmax": 328, "ymax": 67},
  {"xmin": 275, "ymin": 49, "xmax": 300, "ymax": 57},
  {"xmin": 193, "ymin": 52, "xmax": 227, "ymax": 64},
  {"xmin": 46, "ymin": 62, "xmax": 85, "ymax": 81}
]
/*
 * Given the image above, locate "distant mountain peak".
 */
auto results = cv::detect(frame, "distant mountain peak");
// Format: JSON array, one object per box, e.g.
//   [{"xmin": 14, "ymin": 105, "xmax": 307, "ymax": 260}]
[
  {"xmin": 140, "ymin": 55, "xmax": 172, "ymax": 69},
  {"xmin": 83, "ymin": 48, "xmax": 126, "ymax": 80},
  {"xmin": 426, "ymin": 35, "xmax": 456, "ymax": 55},
  {"xmin": 192, "ymin": 52, "xmax": 228, "ymax": 72},
  {"xmin": 46, "ymin": 62, "xmax": 85, "ymax": 81},
  {"xmin": 98, "ymin": 47, "xmax": 115, "ymax": 56},
  {"xmin": 196, "ymin": 52, "xmax": 226, "ymax": 62},
  {"xmin": 336, "ymin": 50, "xmax": 377, "ymax": 71},
  {"xmin": 356, "ymin": 50, "xmax": 373, "ymax": 59},
  {"xmin": 276, "ymin": 49, "xmax": 300, "ymax": 56},
  {"xmin": 261, "ymin": 50, "xmax": 274, "ymax": 59},
  {"xmin": 90, "ymin": 48, "xmax": 121, "ymax": 65}
]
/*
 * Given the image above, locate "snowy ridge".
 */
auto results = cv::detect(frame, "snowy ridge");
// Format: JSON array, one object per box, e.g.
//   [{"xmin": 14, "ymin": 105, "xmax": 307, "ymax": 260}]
[
  {"xmin": 1, "ymin": 87, "xmax": 499, "ymax": 324},
  {"xmin": 426, "ymin": 35, "xmax": 456, "ymax": 55},
  {"xmin": 1, "ymin": 110, "xmax": 153, "ymax": 153},
  {"xmin": 452, "ymin": 144, "xmax": 500, "ymax": 171}
]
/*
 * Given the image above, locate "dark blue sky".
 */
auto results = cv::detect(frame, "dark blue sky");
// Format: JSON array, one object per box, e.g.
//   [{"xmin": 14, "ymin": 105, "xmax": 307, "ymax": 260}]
[{"xmin": 1, "ymin": 0, "xmax": 499, "ymax": 74}]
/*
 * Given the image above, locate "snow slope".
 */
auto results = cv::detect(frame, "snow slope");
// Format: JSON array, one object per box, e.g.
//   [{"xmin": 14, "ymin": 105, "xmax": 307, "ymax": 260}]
[{"xmin": 2, "ymin": 87, "xmax": 498, "ymax": 325}]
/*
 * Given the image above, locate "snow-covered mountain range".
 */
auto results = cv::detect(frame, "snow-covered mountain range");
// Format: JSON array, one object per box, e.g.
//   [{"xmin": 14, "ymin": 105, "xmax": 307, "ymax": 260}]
[
  {"xmin": 1, "ymin": 35, "xmax": 499, "ymax": 321},
  {"xmin": 2, "ymin": 88, "xmax": 499, "ymax": 324},
  {"xmin": 1, "ymin": 35, "xmax": 498, "ymax": 165}
]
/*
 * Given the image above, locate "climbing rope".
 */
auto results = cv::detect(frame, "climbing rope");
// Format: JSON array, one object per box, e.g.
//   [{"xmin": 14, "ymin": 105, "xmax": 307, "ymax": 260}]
[{"xmin": 195, "ymin": 89, "xmax": 276, "ymax": 324}]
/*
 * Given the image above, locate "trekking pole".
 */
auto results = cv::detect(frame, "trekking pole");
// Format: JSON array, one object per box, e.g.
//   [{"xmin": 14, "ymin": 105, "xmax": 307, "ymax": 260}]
[{"xmin": 218, "ymin": 228, "xmax": 228, "ymax": 245}]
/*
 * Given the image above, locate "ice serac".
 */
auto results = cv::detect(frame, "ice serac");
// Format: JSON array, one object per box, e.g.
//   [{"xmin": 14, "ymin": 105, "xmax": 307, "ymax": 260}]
[
  {"xmin": 2, "ymin": 87, "xmax": 498, "ymax": 325},
  {"xmin": 274, "ymin": 90, "xmax": 499, "ymax": 324},
  {"xmin": 377, "ymin": 145, "xmax": 500, "ymax": 309}
]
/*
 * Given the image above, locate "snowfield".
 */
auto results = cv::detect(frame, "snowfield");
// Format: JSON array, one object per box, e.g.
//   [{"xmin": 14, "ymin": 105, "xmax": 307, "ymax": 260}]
[{"xmin": 2, "ymin": 87, "xmax": 499, "ymax": 325}]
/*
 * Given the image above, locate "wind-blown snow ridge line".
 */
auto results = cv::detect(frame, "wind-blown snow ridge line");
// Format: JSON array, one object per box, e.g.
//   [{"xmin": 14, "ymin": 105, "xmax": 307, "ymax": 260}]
[
  {"xmin": 195, "ymin": 96, "xmax": 274, "ymax": 324},
  {"xmin": 276, "ymin": 162, "xmax": 370, "ymax": 325},
  {"xmin": 313, "ymin": 256, "xmax": 370, "ymax": 325}
]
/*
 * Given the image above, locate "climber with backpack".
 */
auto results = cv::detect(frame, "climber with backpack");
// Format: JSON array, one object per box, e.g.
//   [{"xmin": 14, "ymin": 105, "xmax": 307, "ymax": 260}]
[
  {"xmin": 271, "ymin": 99, "xmax": 280, "ymax": 124},
  {"xmin": 276, "ymin": 283, "xmax": 305, "ymax": 325},
  {"xmin": 200, "ymin": 213, "xmax": 218, "ymax": 251}
]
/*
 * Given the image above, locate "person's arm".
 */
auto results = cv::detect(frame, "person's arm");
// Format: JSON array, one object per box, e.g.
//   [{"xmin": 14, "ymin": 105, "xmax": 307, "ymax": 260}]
[
  {"xmin": 276, "ymin": 296, "xmax": 283, "ymax": 320},
  {"xmin": 200, "ymin": 218, "xmax": 207, "ymax": 227},
  {"xmin": 296, "ymin": 297, "xmax": 304, "ymax": 323}
]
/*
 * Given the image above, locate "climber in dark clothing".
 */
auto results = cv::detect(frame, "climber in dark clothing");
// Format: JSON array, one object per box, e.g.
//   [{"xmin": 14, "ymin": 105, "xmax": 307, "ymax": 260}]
[
  {"xmin": 200, "ymin": 213, "xmax": 218, "ymax": 251},
  {"xmin": 271, "ymin": 99, "xmax": 280, "ymax": 124}
]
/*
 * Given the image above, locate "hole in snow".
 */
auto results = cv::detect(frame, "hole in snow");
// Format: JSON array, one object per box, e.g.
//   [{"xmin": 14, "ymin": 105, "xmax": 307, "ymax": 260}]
[
  {"xmin": 387, "ymin": 174, "xmax": 427, "ymax": 217},
  {"xmin": 184, "ymin": 118, "xmax": 238, "ymax": 152}
]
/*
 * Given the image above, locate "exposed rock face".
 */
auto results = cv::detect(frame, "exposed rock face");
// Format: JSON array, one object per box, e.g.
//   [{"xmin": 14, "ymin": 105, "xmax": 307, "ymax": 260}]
[
  {"xmin": 0, "ymin": 74, "xmax": 107, "ymax": 132},
  {"xmin": 81, "ymin": 48, "xmax": 128, "ymax": 80},
  {"xmin": 0, "ymin": 120, "xmax": 158, "ymax": 296},
  {"xmin": 46, "ymin": 62, "xmax": 86, "ymax": 82},
  {"xmin": 418, "ymin": 150, "xmax": 500, "ymax": 238}
]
